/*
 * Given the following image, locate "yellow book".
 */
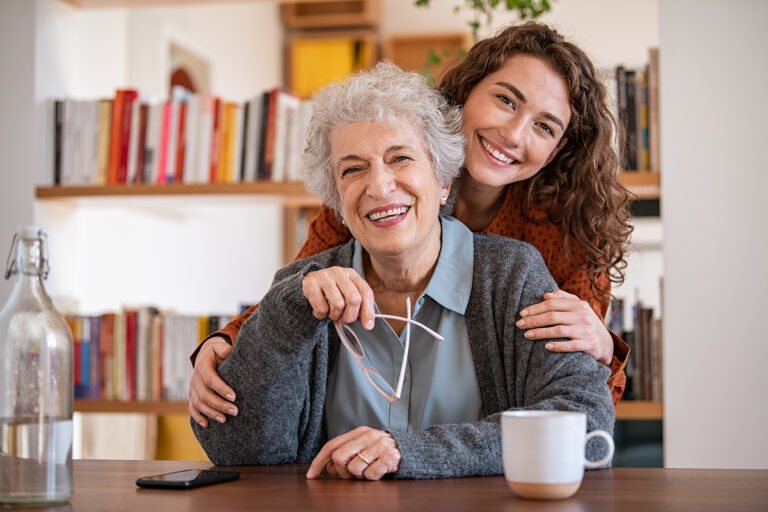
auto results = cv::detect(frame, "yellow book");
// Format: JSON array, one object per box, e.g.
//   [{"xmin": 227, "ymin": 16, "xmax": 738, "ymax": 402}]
[
  {"xmin": 96, "ymin": 99, "xmax": 113, "ymax": 185},
  {"xmin": 291, "ymin": 38, "xmax": 357, "ymax": 99}
]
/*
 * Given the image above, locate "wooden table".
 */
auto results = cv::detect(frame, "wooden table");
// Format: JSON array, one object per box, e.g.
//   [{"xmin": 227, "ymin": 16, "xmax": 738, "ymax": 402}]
[{"xmin": 10, "ymin": 460, "xmax": 768, "ymax": 511}]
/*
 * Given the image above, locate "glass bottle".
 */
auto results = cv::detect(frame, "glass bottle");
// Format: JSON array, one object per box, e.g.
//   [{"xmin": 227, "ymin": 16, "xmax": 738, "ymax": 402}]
[{"xmin": 0, "ymin": 226, "xmax": 73, "ymax": 506}]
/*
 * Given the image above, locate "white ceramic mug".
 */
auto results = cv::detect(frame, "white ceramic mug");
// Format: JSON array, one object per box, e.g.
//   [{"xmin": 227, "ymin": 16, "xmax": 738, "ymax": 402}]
[{"xmin": 501, "ymin": 410, "xmax": 614, "ymax": 500}]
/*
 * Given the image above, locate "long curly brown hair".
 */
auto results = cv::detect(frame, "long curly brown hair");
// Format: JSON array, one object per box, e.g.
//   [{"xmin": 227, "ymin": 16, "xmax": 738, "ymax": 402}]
[{"xmin": 439, "ymin": 21, "xmax": 633, "ymax": 300}]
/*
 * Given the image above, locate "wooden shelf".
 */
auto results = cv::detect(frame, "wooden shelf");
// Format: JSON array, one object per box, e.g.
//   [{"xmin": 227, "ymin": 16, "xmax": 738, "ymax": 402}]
[
  {"xmin": 75, "ymin": 399, "xmax": 663, "ymax": 420},
  {"xmin": 618, "ymin": 171, "xmax": 661, "ymax": 199},
  {"xmin": 75, "ymin": 400, "xmax": 189, "ymax": 415},
  {"xmin": 35, "ymin": 182, "xmax": 320, "ymax": 201},
  {"xmin": 615, "ymin": 400, "xmax": 663, "ymax": 421}
]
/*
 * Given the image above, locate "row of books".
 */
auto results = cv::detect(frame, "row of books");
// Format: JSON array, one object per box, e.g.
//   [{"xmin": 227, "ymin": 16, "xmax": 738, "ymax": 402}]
[
  {"xmin": 53, "ymin": 86, "xmax": 313, "ymax": 187},
  {"xmin": 606, "ymin": 47, "xmax": 661, "ymax": 172},
  {"xmin": 607, "ymin": 298, "xmax": 663, "ymax": 402},
  {"xmin": 66, "ymin": 308, "xmax": 235, "ymax": 401}
]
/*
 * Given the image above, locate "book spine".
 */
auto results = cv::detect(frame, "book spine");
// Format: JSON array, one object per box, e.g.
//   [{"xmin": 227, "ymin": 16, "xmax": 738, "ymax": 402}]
[{"xmin": 54, "ymin": 100, "xmax": 63, "ymax": 185}]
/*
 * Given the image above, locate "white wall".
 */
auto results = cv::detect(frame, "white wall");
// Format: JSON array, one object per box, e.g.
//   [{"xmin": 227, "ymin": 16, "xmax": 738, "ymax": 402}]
[
  {"xmin": 0, "ymin": 1, "xmax": 38, "ymax": 304},
  {"xmin": 381, "ymin": 0, "xmax": 658, "ymax": 69},
  {"xmin": 126, "ymin": 3, "xmax": 282, "ymax": 101},
  {"xmin": 25, "ymin": 0, "xmax": 285, "ymax": 315},
  {"xmin": 661, "ymin": 0, "xmax": 768, "ymax": 468}
]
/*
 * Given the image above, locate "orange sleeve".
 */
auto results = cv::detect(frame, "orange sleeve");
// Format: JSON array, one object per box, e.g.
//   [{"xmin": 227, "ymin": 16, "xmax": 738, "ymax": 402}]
[
  {"xmin": 190, "ymin": 205, "xmax": 352, "ymax": 367},
  {"xmin": 555, "ymin": 263, "xmax": 629, "ymax": 404}
]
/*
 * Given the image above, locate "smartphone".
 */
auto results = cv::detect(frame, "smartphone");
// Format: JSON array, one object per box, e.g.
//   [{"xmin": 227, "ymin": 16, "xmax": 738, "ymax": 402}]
[{"xmin": 136, "ymin": 469, "xmax": 240, "ymax": 489}]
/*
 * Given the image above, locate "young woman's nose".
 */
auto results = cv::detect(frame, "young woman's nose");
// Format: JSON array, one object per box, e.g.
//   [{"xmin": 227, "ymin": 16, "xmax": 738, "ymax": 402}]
[
  {"xmin": 366, "ymin": 161, "xmax": 396, "ymax": 198},
  {"xmin": 499, "ymin": 115, "xmax": 526, "ymax": 148}
]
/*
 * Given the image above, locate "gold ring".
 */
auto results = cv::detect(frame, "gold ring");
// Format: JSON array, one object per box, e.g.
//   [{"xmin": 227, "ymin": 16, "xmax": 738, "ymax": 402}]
[{"xmin": 356, "ymin": 452, "xmax": 372, "ymax": 465}]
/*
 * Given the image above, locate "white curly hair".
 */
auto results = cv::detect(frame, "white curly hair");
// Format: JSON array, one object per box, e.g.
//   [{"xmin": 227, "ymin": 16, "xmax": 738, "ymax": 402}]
[{"xmin": 300, "ymin": 61, "xmax": 465, "ymax": 212}]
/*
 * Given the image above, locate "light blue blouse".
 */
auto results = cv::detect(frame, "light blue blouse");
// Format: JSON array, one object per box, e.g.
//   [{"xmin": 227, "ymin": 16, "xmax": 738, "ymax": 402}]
[{"xmin": 324, "ymin": 216, "xmax": 483, "ymax": 438}]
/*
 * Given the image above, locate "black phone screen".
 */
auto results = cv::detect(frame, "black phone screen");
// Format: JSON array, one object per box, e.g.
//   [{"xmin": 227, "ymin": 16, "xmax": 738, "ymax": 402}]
[{"xmin": 136, "ymin": 469, "xmax": 240, "ymax": 489}]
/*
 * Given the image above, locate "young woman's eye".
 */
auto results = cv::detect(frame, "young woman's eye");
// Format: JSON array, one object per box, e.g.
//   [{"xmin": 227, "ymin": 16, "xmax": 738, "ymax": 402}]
[
  {"xmin": 497, "ymin": 95, "xmax": 515, "ymax": 108},
  {"xmin": 536, "ymin": 122, "xmax": 554, "ymax": 137}
]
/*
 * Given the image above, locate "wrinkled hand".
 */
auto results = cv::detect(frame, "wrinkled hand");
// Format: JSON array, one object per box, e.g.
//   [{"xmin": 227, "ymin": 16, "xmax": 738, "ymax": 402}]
[
  {"xmin": 516, "ymin": 289, "xmax": 614, "ymax": 366},
  {"xmin": 306, "ymin": 426, "xmax": 401, "ymax": 481},
  {"xmin": 302, "ymin": 267, "xmax": 376, "ymax": 329},
  {"xmin": 188, "ymin": 336, "xmax": 238, "ymax": 428}
]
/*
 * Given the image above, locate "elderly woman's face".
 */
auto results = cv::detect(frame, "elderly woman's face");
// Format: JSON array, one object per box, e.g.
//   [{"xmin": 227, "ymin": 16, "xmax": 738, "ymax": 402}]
[{"xmin": 330, "ymin": 119, "xmax": 450, "ymax": 261}]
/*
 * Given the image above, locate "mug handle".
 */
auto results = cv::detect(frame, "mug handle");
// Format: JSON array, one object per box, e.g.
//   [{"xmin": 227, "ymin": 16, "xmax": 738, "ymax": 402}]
[{"xmin": 583, "ymin": 430, "xmax": 615, "ymax": 469}]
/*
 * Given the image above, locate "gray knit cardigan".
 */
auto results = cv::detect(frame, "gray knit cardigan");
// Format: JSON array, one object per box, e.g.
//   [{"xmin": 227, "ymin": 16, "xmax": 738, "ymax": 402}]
[{"xmin": 191, "ymin": 234, "xmax": 615, "ymax": 479}]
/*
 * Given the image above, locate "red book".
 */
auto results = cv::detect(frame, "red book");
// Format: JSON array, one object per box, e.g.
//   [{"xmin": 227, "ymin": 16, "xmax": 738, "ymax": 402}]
[
  {"xmin": 156, "ymin": 102, "xmax": 172, "ymax": 184},
  {"xmin": 124, "ymin": 310, "xmax": 137, "ymax": 401},
  {"xmin": 134, "ymin": 103, "xmax": 149, "ymax": 184},
  {"xmin": 209, "ymin": 97, "xmax": 221, "ymax": 183},
  {"xmin": 263, "ymin": 89, "xmax": 280, "ymax": 180},
  {"xmin": 174, "ymin": 101, "xmax": 187, "ymax": 183},
  {"xmin": 116, "ymin": 90, "xmax": 139, "ymax": 184},
  {"xmin": 100, "ymin": 313, "xmax": 115, "ymax": 400},
  {"xmin": 107, "ymin": 91, "xmax": 126, "ymax": 184}
]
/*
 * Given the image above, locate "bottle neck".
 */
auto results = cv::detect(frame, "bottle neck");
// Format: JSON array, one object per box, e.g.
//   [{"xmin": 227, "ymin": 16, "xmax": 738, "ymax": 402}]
[{"xmin": 5, "ymin": 234, "xmax": 52, "ymax": 308}]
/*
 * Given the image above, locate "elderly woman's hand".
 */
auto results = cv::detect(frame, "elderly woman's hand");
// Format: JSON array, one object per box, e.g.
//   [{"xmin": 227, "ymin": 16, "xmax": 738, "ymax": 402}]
[
  {"xmin": 188, "ymin": 336, "xmax": 238, "ymax": 428},
  {"xmin": 306, "ymin": 426, "xmax": 401, "ymax": 480},
  {"xmin": 302, "ymin": 266, "xmax": 377, "ymax": 329},
  {"xmin": 515, "ymin": 289, "xmax": 614, "ymax": 366}
]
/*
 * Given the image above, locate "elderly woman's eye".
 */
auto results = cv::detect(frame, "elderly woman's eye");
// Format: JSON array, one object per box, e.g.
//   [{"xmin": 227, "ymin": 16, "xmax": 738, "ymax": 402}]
[
  {"xmin": 392, "ymin": 155, "xmax": 413, "ymax": 164},
  {"xmin": 341, "ymin": 166, "xmax": 361, "ymax": 176}
]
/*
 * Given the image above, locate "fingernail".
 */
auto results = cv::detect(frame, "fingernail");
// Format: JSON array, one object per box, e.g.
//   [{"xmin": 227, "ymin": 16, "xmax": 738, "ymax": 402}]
[
  {"xmin": 226, "ymin": 393, "xmax": 235, "ymax": 401},
  {"xmin": 520, "ymin": 309, "xmax": 528, "ymax": 317},
  {"xmin": 516, "ymin": 319, "xmax": 525, "ymax": 327},
  {"xmin": 229, "ymin": 407, "xmax": 238, "ymax": 416},
  {"xmin": 524, "ymin": 331, "xmax": 534, "ymax": 339},
  {"xmin": 365, "ymin": 320, "xmax": 374, "ymax": 330},
  {"xmin": 198, "ymin": 421, "xmax": 207, "ymax": 428},
  {"xmin": 217, "ymin": 416, "xmax": 225, "ymax": 424},
  {"xmin": 545, "ymin": 343, "xmax": 554, "ymax": 350}
]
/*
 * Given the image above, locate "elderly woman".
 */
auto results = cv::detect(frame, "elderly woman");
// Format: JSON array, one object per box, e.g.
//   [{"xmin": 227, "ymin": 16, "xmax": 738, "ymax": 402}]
[{"xmin": 191, "ymin": 62, "xmax": 614, "ymax": 480}]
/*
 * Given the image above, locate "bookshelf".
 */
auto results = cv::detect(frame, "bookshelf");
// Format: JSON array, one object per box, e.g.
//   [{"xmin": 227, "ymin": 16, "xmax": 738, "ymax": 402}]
[{"xmin": 35, "ymin": 172, "xmax": 658, "ymax": 201}]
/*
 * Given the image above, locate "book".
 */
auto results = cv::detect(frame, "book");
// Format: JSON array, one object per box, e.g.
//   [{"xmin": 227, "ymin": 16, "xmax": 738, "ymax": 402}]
[
  {"xmin": 195, "ymin": 94, "xmax": 215, "ymax": 184},
  {"xmin": 242, "ymin": 95, "xmax": 262, "ymax": 183},
  {"xmin": 53, "ymin": 100, "xmax": 63, "ymax": 185},
  {"xmin": 125, "ymin": 95, "xmax": 141, "ymax": 184},
  {"xmin": 133, "ymin": 103, "xmax": 149, "ymax": 184},
  {"xmin": 182, "ymin": 93, "xmax": 200, "ymax": 184},
  {"xmin": 96, "ymin": 99, "xmax": 113, "ymax": 185},
  {"xmin": 209, "ymin": 96, "xmax": 222, "ymax": 183},
  {"xmin": 156, "ymin": 101, "xmax": 172, "ymax": 184},
  {"xmin": 117, "ymin": 90, "xmax": 139, "ymax": 184},
  {"xmin": 256, "ymin": 90, "xmax": 271, "ymax": 181},
  {"xmin": 647, "ymin": 47, "xmax": 661, "ymax": 172},
  {"xmin": 636, "ymin": 69, "xmax": 649, "ymax": 171}
]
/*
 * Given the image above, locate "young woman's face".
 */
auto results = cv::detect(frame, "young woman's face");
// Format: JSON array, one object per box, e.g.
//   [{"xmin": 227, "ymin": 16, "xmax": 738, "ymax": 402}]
[{"xmin": 461, "ymin": 54, "xmax": 572, "ymax": 188}]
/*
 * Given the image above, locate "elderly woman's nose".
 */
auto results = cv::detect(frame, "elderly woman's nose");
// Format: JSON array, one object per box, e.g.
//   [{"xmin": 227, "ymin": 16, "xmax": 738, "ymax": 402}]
[{"xmin": 365, "ymin": 162, "xmax": 397, "ymax": 196}]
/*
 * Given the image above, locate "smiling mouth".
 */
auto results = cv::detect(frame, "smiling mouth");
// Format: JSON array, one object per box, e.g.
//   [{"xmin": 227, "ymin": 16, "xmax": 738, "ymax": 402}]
[
  {"xmin": 367, "ymin": 206, "xmax": 410, "ymax": 222},
  {"xmin": 480, "ymin": 136, "xmax": 517, "ymax": 165}
]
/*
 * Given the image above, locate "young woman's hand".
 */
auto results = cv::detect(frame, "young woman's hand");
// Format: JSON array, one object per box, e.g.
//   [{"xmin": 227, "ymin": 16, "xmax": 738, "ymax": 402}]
[
  {"xmin": 302, "ymin": 267, "xmax": 376, "ymax": 329},
  {"xmin": 188, "ymin": 336, "xmax": 238, "ymax": 428},
  {"xmin": 306, "ymin": 426, "xmax": 401, "ymax": 481},
  {"xmin": 516, "ymin": 289, "xmax": 614, "ymax": 366}
]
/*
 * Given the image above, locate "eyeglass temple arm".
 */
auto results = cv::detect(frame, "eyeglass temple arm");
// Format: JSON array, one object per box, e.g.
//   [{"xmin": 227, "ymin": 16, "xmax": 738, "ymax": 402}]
[
  {"xmin": 393, "ymin": 297, "xmax": 412, "ymax": 399},
  {"xmin": 374, "ymin": 314, "xmax": 444, "ymax": 341}
]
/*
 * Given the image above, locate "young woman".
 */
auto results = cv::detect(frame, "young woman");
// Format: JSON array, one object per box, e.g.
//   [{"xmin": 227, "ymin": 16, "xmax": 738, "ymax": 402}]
[{"xmin": 188, "ymin": 21, "xmax": 633, "ymax": 428}]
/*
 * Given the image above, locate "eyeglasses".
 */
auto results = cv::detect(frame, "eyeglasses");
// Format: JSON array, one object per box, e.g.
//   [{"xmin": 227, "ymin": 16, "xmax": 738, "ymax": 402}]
[{"xmin": 333, "ymin": 297, "xmax": 444, "ymax": 403}]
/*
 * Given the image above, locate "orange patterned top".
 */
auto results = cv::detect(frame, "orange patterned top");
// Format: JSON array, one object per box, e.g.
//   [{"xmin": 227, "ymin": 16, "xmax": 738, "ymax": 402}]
[{"xmin": 196, "ymin": 180, "xmax": 629, "ymax": 404}]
